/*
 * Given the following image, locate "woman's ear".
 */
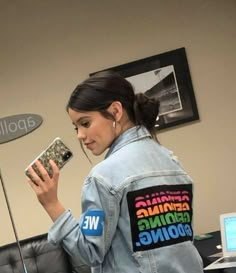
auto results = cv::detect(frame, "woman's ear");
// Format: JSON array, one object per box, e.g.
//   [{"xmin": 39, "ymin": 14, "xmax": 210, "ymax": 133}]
[{"xmin": 109, "ymin": 101, "xmax": 123, "ymax": 122}]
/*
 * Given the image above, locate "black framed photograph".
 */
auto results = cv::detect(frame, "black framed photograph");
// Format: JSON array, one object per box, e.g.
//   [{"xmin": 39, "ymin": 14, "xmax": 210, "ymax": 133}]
[{"xmin": 90, "ymin": 47, "xmax": 199, "ymax": 131}]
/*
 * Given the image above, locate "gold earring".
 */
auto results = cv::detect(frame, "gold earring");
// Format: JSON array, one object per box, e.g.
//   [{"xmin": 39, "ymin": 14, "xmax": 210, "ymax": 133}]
[{"xmin": 112, "ymin": 121, "xmax": 116, "ymax": 128}]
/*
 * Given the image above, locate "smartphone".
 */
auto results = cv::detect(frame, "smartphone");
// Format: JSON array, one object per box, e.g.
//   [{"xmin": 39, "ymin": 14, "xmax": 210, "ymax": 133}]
[{"xmin": 25, "ymin": 137, "xmax": 73, "ymax": 183}]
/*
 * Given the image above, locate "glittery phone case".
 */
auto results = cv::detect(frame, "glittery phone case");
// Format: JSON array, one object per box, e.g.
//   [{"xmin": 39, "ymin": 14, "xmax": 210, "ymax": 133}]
[{"xmin": 25, "ymin": 137, "xmax": 73, "ymax": 183}]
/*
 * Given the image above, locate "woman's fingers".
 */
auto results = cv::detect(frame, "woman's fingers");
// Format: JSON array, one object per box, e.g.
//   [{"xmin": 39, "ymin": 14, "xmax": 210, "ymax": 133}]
[
  {"xmin": 49, "ymin": 160, "xmax": 60, "ymax": 181},
  {"xmin": 28, "ymin": 177, "xmax": 39, "ymax": 190},
  {"xmin": 34, "ymin": 160, "xmax": 51, "ymax": 181},
  {"xmin": 27, "ymin": 163, "xmax": 45, "ymax": 187},
  {"xmin": 27, "ymin": 159, "xmax": 60, "ymax": 194}
]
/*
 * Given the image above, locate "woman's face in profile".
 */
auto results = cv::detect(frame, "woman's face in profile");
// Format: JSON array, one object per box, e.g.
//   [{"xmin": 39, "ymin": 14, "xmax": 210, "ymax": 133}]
[{"xmin": 68, "ymin": 108, "xmax": 116, "ymax": 156}]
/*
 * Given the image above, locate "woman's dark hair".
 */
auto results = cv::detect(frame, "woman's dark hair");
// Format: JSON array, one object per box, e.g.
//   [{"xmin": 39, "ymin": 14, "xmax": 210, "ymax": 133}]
[{"xmin": 67, "ymin": 70, "xmax": 160, "ymax": 141}]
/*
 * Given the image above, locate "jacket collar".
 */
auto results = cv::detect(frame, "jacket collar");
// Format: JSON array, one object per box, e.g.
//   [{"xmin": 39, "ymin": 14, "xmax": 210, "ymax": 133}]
[{"xmin": 105, "ymin": 126, "xmax": 151, "ymax": 159}]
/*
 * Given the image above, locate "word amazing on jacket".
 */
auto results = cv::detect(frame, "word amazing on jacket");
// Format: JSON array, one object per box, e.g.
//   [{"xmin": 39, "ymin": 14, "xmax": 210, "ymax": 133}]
[{"xmin": 0, "ymin": 114, "xmax": 43, "ymax": 144}]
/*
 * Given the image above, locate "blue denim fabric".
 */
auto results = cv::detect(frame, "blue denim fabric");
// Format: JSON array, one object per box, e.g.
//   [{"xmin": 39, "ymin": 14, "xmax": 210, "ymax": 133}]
[{"xmin": 48, "ymin": 126, "xmax": 203, "ymax": 273}]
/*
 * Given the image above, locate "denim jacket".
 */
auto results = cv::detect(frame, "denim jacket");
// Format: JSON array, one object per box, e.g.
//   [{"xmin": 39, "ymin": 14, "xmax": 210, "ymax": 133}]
[{"xmin": 48, "ymin": 126, "xmax": 203, "ymax": 273}]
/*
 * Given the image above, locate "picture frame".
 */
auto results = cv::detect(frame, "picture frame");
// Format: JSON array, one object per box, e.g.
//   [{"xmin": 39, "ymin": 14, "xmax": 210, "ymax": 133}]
[{"xmin": 90, "ymin": 47, "xmax": 199, "ymax": 131}]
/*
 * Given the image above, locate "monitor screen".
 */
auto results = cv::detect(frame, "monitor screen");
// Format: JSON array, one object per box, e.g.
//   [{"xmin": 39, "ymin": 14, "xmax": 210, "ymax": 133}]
[{"xmin": 224, "ymin": 216, "xmax": 236, "ymax": 252}]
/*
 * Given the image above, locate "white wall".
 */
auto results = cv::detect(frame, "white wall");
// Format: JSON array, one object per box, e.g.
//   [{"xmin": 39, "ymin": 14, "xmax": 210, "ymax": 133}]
[{"xmin": 0, "ymin": 0, "xmax": 236, "ymax": 245}]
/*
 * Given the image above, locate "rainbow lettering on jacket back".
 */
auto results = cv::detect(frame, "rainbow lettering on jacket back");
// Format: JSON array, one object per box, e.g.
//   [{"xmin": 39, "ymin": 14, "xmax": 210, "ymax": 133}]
[{"xmin": 127, "ymin": 184, "xmax": 193, "ymax": 251}]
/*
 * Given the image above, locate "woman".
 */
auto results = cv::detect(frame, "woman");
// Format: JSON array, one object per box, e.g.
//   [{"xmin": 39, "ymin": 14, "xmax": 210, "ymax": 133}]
[{"xmin": 28, "ymin": 71, "xmax": 203, "ymax": 273}]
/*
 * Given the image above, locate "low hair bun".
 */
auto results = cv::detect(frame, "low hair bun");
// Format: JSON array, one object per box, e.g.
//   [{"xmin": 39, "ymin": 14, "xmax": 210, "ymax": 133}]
[{"xmin": 133, "ymin": 93, "xmax": 160, "ymax": 130}]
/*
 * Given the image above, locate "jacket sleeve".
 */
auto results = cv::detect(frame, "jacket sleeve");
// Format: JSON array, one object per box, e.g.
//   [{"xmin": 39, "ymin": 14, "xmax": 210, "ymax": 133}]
[{"xmin": 48, "ymin": 175, "xmax": 120, "ymax": 267}]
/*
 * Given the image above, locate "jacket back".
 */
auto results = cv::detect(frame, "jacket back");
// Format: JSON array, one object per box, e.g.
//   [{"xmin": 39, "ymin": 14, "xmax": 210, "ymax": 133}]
[{"xmin": 85, "ymin": 126, "xmax": 203, "ymax": 273}]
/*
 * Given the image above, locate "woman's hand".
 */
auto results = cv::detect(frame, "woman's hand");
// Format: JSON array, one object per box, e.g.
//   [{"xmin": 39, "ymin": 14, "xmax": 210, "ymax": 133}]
[{"xmin": 27, "ymin": 160, "xmax": 66, "ymax": 222}]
